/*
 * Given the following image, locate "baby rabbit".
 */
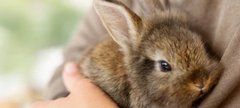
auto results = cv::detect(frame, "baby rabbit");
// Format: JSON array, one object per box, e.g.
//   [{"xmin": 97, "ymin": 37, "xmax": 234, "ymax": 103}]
[{"xmin": 78, "ymin": 0, "xmax": 223, "ymax": 108}]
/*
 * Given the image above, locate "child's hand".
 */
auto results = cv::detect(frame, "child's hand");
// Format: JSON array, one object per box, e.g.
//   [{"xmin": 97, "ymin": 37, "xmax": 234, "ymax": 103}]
[{"xmin": 32, "ymin": 63, "xmax": 119, "ymax": 108}]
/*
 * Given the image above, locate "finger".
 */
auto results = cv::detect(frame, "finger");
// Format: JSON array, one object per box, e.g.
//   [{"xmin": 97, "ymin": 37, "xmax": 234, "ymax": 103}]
[
  {"xmin": 31, "ymin": 101, "xmax": 51, "ymax": 108},
  {"xmin": 31, "ymin": 98, "xmax": 67, "ymax": 108},
  {"xmin": 62, "ymin": 62, "xmax": 87, "ymax": 92}
]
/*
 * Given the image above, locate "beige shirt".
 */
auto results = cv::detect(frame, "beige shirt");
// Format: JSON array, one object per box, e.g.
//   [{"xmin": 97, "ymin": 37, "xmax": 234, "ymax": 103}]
[{"xmin": 48, "ymin": 0, "xmax": 240, "ymax": 107}]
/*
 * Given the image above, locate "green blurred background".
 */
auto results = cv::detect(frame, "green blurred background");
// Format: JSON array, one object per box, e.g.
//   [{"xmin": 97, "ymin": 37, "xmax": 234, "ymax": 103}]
[
  {"xmin": 0, "ymin": 0, "xmax": 83, "ymax": 75},
  {"xmin": 0, "ymin": 0, "xmax": 92, "ymax": 107}
]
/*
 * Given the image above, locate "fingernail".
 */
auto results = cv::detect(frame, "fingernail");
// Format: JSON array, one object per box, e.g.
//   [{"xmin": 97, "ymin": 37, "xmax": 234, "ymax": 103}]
[{"xmin": 64, "ymin": 62, "xmax": 79, "ymax": 75}]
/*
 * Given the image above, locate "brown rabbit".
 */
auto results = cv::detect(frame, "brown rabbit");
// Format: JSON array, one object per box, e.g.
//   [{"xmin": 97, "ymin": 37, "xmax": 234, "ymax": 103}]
[{"xmin": 76, "ymin": 0, "xmax": 223, "ymax": 108}]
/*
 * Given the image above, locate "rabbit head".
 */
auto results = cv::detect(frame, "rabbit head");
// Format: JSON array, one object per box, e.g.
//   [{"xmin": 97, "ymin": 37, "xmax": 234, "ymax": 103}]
[{"xmin": 94, "ymin": 0, "xmax": 223, "ymax": 107}]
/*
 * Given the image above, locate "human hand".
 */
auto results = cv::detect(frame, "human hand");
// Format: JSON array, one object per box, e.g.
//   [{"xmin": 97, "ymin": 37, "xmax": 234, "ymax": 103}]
[{"xmin": 32, "ymin": 63, "xmax": 119, "ymax": 108}]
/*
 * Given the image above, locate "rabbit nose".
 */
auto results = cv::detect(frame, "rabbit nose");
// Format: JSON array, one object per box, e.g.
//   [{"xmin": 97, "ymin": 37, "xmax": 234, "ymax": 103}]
[
  {"xmin": 195, "ymin": 83, "xmax": 205, "ymax": 93},
  {"xmin": 195, "ymin": 83, "xmax": 203, "ymax": 88}
]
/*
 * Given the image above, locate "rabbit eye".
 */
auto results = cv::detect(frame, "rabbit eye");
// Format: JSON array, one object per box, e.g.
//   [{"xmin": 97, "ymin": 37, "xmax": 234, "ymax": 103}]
[{"xmin": 159, "ymin": 60, "xmax": 172, "ymax": 72}]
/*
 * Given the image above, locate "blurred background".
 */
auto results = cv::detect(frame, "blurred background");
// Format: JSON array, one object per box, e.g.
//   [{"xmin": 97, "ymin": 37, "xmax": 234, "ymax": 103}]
[{"xmin": 0, "ymin": 0, "xmax": 92, "ymax": 107}]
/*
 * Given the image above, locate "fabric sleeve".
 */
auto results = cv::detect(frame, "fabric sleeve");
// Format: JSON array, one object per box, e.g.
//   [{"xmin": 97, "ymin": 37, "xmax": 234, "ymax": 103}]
[{"xmin": 46, "ymin": 0, "xmax": 133, "ymax": 99}]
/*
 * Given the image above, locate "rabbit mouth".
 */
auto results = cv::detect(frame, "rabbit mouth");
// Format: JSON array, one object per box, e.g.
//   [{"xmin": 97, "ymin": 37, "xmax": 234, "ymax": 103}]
[
  {"xmin": 191, "ymin": 92, "xmax": 207, "ymax": 108},
  {"xmin": 191, "ymin": 85, "xmax": 214, "ymax": 107}
]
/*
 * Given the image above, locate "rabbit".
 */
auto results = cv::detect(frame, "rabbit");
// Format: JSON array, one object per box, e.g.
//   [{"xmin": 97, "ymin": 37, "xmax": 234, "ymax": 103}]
[{"xmin": 77, "ymin": 0, "xmax": 224, "ymax": 108}]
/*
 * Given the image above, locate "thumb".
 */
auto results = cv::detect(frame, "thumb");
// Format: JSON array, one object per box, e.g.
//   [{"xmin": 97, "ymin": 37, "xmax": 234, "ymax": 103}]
[{"xmin": 62, "ymin": 62, "xmax": 86, "ymax": 92}]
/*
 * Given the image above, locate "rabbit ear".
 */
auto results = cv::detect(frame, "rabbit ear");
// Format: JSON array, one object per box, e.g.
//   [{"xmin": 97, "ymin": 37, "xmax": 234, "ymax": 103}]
[{"xmin": 94, "ymin": 0, "xmax": 142, "ymax": 48}]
